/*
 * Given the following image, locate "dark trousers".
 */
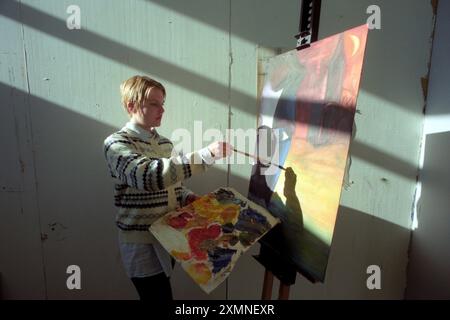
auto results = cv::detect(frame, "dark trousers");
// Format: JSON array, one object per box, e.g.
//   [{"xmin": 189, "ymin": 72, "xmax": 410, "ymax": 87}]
[{"xmin": 131, "ymin": 272, "xmax": 173, "ymax": 301}]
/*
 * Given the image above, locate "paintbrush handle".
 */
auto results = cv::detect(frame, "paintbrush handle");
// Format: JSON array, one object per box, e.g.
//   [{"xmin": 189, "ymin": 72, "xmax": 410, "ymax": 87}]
[
  {"xmin": 233, "ymin": 148, "xmax": 257, "ymax": 160},
  {"xmin": 232, "ymin": 148, "xmax": 286, "ymax": 170}
]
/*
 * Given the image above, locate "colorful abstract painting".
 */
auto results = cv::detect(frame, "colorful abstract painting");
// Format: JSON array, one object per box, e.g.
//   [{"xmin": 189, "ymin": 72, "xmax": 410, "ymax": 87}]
[
  {"xmin": 150, "ymin": 188, "xmax": 279, "ymax": 293},
  {"xmin": 248, "ymin": 25, "xmax": 368, "ymax": 282}
]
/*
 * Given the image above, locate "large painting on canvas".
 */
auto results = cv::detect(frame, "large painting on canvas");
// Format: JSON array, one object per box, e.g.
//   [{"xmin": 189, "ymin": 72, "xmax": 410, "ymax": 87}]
[{"xmin": 248, "ymin": 25, "xmax": 368, "ymax": 281}]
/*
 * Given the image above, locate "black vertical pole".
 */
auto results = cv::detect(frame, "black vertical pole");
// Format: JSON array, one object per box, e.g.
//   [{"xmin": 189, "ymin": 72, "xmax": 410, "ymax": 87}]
[{"xmin": 295, "ymin": 0, "xmax": 322, "ymax": 50}]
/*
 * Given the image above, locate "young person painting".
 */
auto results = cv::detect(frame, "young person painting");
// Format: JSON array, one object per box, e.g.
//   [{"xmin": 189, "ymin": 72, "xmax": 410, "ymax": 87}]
[{"xmin": 104, "ymin": 75, "xmax": 232, "ymax": 301}]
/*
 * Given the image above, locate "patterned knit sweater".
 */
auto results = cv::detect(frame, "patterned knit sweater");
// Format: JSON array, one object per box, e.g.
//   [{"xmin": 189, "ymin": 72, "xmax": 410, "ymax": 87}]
[{"xmin": 104, "ymin": 121, "xmax": 214, "ymax": 244}]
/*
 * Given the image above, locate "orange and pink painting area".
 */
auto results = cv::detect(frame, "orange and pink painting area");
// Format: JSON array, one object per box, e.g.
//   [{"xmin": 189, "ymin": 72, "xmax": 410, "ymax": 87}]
[
  {"xmin": 248, "ymin": 25, "xmax": 368, "ymax": 282},
  {"xmin": 150, "ymin": 188, "xmax": 279, "ymax": 293}
]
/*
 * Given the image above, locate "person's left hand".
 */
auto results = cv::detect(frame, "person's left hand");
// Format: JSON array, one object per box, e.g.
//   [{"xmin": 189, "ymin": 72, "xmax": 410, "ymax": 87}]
[{"xmin": 186, "ymin": 194, "xmax": 200, "ymax": 205}]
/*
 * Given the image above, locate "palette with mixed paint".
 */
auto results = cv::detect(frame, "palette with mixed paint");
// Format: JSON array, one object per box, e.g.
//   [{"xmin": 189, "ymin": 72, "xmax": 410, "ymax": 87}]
[{"xmin": 150, "ymin": 187, "xmax": 279, "ymax": 294}]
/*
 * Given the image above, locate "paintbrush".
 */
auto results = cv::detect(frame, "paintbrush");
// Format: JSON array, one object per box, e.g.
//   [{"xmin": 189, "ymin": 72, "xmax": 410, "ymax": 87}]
[{"xmin": 232, "ymin": 148, "xmax": 286, "ymax": 171}]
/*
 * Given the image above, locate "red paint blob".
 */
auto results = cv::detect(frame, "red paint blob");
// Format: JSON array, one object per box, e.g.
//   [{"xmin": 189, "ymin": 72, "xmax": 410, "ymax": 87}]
[{"xmin": 188, "ymin": 224, "xmax": 222, "ymax": 260}]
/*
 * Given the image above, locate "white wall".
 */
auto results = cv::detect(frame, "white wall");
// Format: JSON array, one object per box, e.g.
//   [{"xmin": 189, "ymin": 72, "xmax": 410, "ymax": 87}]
[
  {"xmin": 0, "ymin": 0, "xmax": 434, "ymax": 299},
  {"xmin": 0, "ymin": 3, "xmax": 46, "ymax": 298},
  {"xmin": 406, "ymin": 0, "xmax": 450, "ymax": 299}
]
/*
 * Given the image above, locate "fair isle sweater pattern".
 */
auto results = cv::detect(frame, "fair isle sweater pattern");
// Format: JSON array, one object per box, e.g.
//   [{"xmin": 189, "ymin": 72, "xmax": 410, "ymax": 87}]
[{"xmin": 104, "ymin": 122, "xmax": 211, "ymax": 244}]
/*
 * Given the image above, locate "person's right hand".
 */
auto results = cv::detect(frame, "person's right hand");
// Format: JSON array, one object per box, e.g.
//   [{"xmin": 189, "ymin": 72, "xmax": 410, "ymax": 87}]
[{"xmin": 207, "ymin": 142, "xmax": 233, "ymax": 160}]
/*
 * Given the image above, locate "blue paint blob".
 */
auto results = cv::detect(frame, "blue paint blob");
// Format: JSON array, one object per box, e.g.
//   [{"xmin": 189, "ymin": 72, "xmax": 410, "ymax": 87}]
[
  {"xmin": 222, "ymin": 223, "xmax": 235, "ymax": 233},
  {"xmin": 208, "ymin": 247, "xmax": 237, "ymax": 274},
  {"xmin": 215, "ymin": 188, "xmax": 246, "ymax": 207},
  {"xmin": 235, "ymin": 208, "xmax": 271, "ymax": 236}
]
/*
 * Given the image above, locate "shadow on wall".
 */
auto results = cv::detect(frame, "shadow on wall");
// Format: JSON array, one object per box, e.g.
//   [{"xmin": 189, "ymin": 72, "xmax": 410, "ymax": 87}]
[
  {"xmin": 0, "ymin": 2, "xmax": 248, "ymax": 117},
  {"xmin": 321, "ymin": 204, "xmax": 411, "ymax": 299},
  {"xmin": 1, "ymin": 81, "xmax": 133, "ymax": 299},
  {"xmin": 146, "ymin": 0, "xmax": 300, "ymax": 48},
  {"xmin": 406, "ymin": 131, "xmax": 450, "ymax": 299},
  {"xmin": 227, "ymin": 204, "xmax": 412, "ymax": 299}
]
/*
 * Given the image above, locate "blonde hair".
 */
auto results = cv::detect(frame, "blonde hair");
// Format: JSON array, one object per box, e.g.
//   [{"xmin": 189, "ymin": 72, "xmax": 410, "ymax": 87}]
[{"xmin": 120, "ymin": 75, "xmax": 166, "ymax": 114}]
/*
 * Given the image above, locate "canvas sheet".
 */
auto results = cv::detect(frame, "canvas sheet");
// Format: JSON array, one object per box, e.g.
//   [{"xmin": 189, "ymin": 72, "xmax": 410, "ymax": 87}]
[
  {"xmin": 248, "ymin": 25, "xmax": 368, "ymax": 281},
  {"xmin": 150, "ymin": 187, "xmax": 279, "ymax": 293}
]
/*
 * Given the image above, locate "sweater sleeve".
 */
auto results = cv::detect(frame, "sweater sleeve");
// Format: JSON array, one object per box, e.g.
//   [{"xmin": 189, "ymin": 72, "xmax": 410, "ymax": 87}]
[
  {"xmin": 104, "ymin": 136, "xmax": 213, "ymax": 192},
  {"xmin": 180, "ymin": 183, "xmax": 195, "ymax": 206}
]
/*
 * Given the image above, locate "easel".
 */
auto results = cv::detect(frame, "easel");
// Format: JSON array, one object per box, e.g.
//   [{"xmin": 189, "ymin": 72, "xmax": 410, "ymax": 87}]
[
  {"xmin": 255, "ymin": 0, "xmax": 322, "ymax": 300},
  {"xmin": 262, "ymin": 270, "xmax": 290, "ymax": 300},
  {"xmin": 255, "ymin": 236, "xmax": 297, "ymax": 300}
]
